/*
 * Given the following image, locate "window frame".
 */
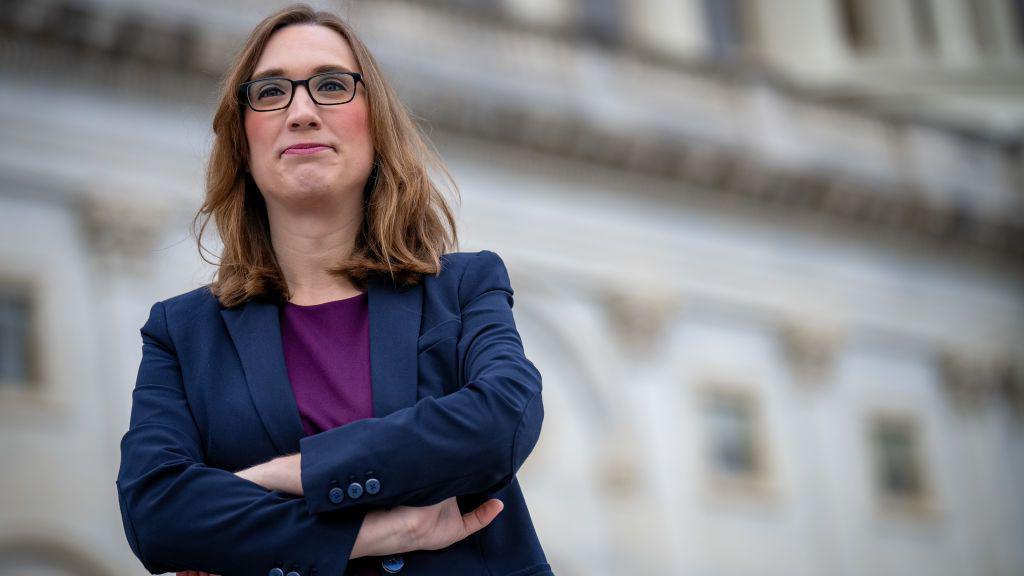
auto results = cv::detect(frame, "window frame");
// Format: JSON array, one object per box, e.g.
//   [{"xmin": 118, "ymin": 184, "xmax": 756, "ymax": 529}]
[
  {"xmin": 0, "ymin": 274, "xmax": 41, "ymax": 394},
  {"xmin": 866, "ymin": 410, "xmax": 936, "ymax": 518},
  {"xmin": 697, "ymin": 383, "xmax": 775, "ymax": 501}
]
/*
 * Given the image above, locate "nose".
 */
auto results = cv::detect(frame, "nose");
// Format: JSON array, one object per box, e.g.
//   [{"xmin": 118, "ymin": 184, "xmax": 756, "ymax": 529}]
[{"xmin": 285, "ymin": 84, "xmax": 320, "ymax": 129}]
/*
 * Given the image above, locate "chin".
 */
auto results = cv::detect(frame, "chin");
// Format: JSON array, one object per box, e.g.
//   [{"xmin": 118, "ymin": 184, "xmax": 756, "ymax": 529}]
[
  {"xmin": 284, "ymin": 169, "xmax": 335, "ymax": 194},
  {"xmin": 284, "ymin": 185, "xmax": 336, "ymax": 205}
]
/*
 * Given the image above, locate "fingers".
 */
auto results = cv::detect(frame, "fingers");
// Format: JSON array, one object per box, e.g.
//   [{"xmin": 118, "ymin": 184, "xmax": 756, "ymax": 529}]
[{"xmin": 461, "ymin": 498, "xmax": 503, "ymax": 537}]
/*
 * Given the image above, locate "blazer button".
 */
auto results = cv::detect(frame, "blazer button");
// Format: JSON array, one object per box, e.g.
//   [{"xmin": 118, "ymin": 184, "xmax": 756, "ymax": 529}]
[
  {"xmin": 285, "ymin": 572, "xmax": 301, "ymax": 576},
  {"xmin": 365, "ymin": 478, "xmax": 381, "ymax": 495},
  {"xmin": 381, "ymin": 556, "xmax": 404, "ymax": 573},
  {"xmin": 347, "ymin": 481, "xmax": 363, "ymax": 499},
  {"xmin": 329, "ymin": 487, "xmax": 345, "ymax": 504},
  {"xmin": 269, "ymin": 568, "xmax": 285, "ymax": 576}
]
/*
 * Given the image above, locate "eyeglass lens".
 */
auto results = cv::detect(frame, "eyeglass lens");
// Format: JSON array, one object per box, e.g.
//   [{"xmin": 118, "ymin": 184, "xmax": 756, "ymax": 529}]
[{"xmin": 247, "ymin": 73, "xmax": 357, "ymax": 110}]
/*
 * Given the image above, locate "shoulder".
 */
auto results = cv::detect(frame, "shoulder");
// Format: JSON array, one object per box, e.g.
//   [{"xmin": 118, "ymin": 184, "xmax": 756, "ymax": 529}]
[
  {"xmin": 435, "ymin": 250, "xmax": 510, "ymax": 283},
  {"xmin": 135, "ymin": 285, "xmax": 220, "ymax": 350},
  {"xmin": 160, "ymin": 284, "xmax": 219, "ymax": 312},
  {"xmin": 147, "ymin": 285, "xmax": 222, "ymax": 333},
  {"xmin": 438, "ymin": 250, "xmax": 507, "ymax": 278},
  {"xmin": 435, "ymin": 250, "xmax": 514, "ymax": 304}
]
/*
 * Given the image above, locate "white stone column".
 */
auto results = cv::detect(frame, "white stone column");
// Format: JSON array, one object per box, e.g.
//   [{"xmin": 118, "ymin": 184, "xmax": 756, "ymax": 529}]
[
  {"xmin": 988, "ymin": 0, "xmax": 1024, "ymax": 61},
  {"xmin": 602, "ymin": 292, "xmax": 688, "ymax": 574},
  {"xmin": 756, "ymin": 0, "xmax": 852, "ymax": 79},
  {"xmin": 629, "ymin": 0, "xmax": 707, "ymax": 58},
  {"xmin": 780, "ymin": 319, "xmax": 846, "ymax": 575},
  {"xmin": 502, "ymin": 0, "xmax": 575, "ymax": 28},
  {"xmin": 79, "ymin": 191, "xmax": 177, "ymax": 573},
  {"xmin": 931, "ymin": 0, "xmax": 980, "ymax": 66},
  {"xmin": 873, "ymin": 0, "xmax": 919, "ymax": 61}
]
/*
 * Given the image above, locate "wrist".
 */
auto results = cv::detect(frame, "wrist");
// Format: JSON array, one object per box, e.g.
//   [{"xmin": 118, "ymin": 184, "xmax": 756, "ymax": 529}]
[
  {"xmin": 350, "ymin": 510, "xmax": 380, "ymax": 559},
  {"xmin": 351, "ymin": 509, "xmax": 408, "ymax": 559},
  {"xmin": 266, "ymin": 453, "xmax": 302, "ymax": 494}
]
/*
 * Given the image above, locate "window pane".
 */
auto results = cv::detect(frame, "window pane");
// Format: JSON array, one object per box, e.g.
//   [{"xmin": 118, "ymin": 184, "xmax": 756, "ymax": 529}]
[
  {"xmin": 0, "ymin": 287, "xmax": 33, "ymax": 386},
  {"xmin": 579, "ymin": 0, "xmax": 622, "ymax": 45},
  {"xmin": 909, "ymin": 0, "xmax": 937, "ymax": 51},
  {"xmin": 703, "ymin": 0, "xmax": 746, "ymax": 58},
  {"xmin": 707, "ymin": 393, "xmax": 758, "ymax": 477},
  {"xmin": 873, "ymin": 418, "xmax": 924, "ymax": 500}
]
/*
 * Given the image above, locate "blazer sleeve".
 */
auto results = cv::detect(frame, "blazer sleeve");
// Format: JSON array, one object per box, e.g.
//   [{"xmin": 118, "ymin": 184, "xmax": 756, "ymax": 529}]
[
  {"xmin": 116, "ymin": 301, "xmax": 364, "ymax": 576},
  {"xmin": 300, "ymin": 250, "xmax": 544, "ymax": 515}
]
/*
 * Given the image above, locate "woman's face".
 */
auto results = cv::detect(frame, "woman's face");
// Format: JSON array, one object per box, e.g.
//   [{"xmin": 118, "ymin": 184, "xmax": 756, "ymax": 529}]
[{"xmin": 243, "ymin": 24, "xmax": 374, "ymax": 213}]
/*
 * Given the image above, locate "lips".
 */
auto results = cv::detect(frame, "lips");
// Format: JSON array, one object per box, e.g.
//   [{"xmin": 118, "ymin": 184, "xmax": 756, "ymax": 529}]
[{"xmin": 282, "ymin": 143, "xmax": 333, "ymax": 156}]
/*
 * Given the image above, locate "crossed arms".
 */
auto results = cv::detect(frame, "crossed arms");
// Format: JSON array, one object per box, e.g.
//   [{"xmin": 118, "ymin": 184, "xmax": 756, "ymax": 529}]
[{"xmin": 115, "ymin": 251, "xmax": 543, "ymax": 576}]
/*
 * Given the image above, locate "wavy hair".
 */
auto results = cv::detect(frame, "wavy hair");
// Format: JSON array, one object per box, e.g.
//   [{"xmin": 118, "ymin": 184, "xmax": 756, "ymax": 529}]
[{"xmin": 193, "ymin": 3, "xmax": 459, "ymax": 308}]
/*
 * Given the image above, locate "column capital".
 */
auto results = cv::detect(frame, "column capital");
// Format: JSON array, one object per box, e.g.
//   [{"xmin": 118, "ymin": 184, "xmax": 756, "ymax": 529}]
[
  {"xmin": 603, "ymin": 291, "xmax": 680, "ymax": 357},
  {"xmin": 779, "ymin": 319, "xmax": 843, "ymax": 385},
  {"xmin": 78, "ymin": 192, "xmax": 177, "ymax": 275},
  {"xmin": 939, "ymin": 348, "xmax": 1020, "ymax": 411}
]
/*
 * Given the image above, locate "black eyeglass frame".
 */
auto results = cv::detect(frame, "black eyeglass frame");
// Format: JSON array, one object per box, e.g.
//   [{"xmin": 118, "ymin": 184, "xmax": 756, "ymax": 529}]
[{"xmin": 238, "ymin": 71, "xmax": 364, "ymax": 112}]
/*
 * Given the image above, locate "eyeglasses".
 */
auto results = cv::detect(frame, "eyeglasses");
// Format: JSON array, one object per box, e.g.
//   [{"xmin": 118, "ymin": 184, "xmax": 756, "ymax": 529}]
[{"xmin": 239, "ymin": 71, "xmax": 363, "ymax": 112}]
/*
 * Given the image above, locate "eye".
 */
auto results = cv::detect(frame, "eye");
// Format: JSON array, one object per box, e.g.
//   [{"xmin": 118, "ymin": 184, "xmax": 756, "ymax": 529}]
[
  {"xmin": 250, "ymin": 79, "xmax": 289, "ymax": 102},
  {"xmin": 313, "ymin": 73, "xmax": 355, "ymax": 94},
  {"xmin": 257, "ymin": 85, "xmax": 285, "ymax": 99},
  {"xmin": 318, "ymin": 80, "xmax": 349, "ymax": 92}
]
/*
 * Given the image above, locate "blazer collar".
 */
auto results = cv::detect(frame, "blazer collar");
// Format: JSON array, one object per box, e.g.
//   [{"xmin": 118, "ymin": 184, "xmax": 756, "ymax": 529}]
[{"xmin": 220, "ymin": 277, "xmax": 422, "ymax": 455}]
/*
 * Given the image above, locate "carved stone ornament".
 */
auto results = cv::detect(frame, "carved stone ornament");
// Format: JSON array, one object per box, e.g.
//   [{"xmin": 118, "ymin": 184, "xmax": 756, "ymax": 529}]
[
  {"xmin": 604, "ymin": 292, "xmax": 679, "ymax": 357},
  {"xmin": 780, "ymin": 320, "xmax": 842, "ymax": 385},
  {"xmin": 78, "ymin": 193, "xmax": 175, "ymax": 273},
  {"xmin": 938, "ymin": 349, "xmax": 1019, "ymax": 411}
]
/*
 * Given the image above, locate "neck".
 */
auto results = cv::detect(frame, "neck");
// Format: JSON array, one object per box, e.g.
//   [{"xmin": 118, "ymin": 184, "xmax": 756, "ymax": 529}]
[{"xmin": 267, "ymin": 200, "xmax": 364, "ymax": 305}]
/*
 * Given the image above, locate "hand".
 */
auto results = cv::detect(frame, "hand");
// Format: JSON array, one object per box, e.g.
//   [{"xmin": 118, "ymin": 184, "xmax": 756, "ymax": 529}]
[
  {"xmin": 234, "ymin": 453, "xmax": 303, "ymax": 495},
  {"xmin": 351, "ymin": 497, "xmax": 503, "ymax": 559}
]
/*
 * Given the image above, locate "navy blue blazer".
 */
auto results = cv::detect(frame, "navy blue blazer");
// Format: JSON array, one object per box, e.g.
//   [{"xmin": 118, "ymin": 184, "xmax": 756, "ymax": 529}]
[{"xmin": 116, "ymin": 250, "xmax": 551, "ymax": 576}]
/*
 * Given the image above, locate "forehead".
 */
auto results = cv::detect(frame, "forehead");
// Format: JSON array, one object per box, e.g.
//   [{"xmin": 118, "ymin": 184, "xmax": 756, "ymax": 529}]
[{"xmin": 253, "ymin": 24, "xmax": 360, "ymax": 76}]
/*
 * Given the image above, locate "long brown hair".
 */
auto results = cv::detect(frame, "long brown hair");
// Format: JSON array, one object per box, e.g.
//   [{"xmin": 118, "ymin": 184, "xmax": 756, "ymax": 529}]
[{"xmin": 194, "ymin": 3, "xmax": 459, "ymax": 308}]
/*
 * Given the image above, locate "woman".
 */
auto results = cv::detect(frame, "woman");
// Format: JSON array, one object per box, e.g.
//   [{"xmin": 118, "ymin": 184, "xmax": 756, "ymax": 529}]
[{"xmin": 115, "ymin": 4, "xmax": 550, "ymax": 576}]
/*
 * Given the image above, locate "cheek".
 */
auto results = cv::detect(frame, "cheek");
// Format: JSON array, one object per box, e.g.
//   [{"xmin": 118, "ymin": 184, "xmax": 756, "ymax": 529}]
[
  {"xmin": 243, "ymin": 114, "xmax": 274, "ymax": 158},
  {"xmin": 336, "ymin": 105, "xmax": 373, "ymax": 152}
]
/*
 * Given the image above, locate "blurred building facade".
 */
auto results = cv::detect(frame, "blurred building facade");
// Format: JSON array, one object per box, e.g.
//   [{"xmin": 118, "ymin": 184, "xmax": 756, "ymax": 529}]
[{"xmin": 1, "ymin": 0, "xmax": 1023, "ymax": 575}]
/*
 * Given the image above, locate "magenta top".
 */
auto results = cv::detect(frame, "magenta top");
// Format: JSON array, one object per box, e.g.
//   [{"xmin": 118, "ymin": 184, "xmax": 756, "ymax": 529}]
[
  {"xmin": 279, "ymin": 293, "xmax": 378, "ymax": 575},
  {"xmin": 279, "ymin": 293, "xmax": 374, "ymax": 436}
]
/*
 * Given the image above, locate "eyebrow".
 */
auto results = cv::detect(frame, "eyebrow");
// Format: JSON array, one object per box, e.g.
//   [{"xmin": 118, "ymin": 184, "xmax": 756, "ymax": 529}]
[{"xmin": 250, "ymin": 64, "xmax": 357, "ymax": 81}]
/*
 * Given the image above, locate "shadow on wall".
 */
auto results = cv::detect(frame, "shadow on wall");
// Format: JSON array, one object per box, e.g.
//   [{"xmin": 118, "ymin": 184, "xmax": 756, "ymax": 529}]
[{"xmin": 0, "ymin": 537, "xmax": 110, "ymax": 576}]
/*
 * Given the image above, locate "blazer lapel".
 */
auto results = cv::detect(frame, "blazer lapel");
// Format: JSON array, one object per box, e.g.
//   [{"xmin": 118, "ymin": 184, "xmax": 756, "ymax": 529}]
[
  {"xmin": 367, "ymin": 276, "xmax": 421, "ymax": 417},
  {"xmin": 221, "ymin": 300, "xmax": 305, "ymax": 455},
  {"xmin": 220, "ymin": 277, "xmax": 422, "ymax": 454}
]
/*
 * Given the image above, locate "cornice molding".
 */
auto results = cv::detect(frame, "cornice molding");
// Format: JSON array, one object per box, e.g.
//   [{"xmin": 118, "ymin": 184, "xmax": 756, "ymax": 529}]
[
  {"xmin": 415, "ymin": 89, "xmax": 1023, "ymax": 263},
  {"xmin": 2, "ymin": 0, "xmax": 1021, "ymax": 265}
]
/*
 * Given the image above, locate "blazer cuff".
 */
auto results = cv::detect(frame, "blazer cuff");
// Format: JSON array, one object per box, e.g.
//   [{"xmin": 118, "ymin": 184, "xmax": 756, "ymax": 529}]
[{"xmin": 301, "ymin": 426, "xmax": 388, "ymax": 515}]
